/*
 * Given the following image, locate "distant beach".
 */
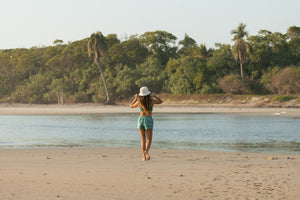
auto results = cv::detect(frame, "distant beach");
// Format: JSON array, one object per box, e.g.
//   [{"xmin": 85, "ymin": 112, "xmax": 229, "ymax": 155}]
[{"xmin": 0, "ymin": 103, "xmax": 300, "ymax": 116}]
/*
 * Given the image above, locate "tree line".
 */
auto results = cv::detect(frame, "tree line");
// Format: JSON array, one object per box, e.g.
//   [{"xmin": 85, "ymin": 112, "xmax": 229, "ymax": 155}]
[{"xmin": 0, "ymin": 23, "xmax": 299, "ymax": 104}]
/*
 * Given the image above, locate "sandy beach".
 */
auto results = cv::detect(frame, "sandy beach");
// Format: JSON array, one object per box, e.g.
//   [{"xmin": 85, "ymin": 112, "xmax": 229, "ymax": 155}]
[{"xmin": 0, "ymin": 147, "xmax": 299, "ymax": 200}]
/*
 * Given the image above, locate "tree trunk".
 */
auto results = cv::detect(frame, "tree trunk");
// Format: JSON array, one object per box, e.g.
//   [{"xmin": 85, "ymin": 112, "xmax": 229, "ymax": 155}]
[
  {"xmin": 56, "ymin": 90, "xmax": 60, "ymax": 104},
  {"xmin": 60, "ymin": 90, "xmax": 64, "ymax": 105},
  {"xmin": 95, "ymin": 61, "xmax": 111, "ymax": 104},
  {"xmin": 240, "ymin": 62, "xmax": 244, "ymax": 79},
  {"xmin": 56, "ymin": 90, "xmax": 64, "ymax": 104}
]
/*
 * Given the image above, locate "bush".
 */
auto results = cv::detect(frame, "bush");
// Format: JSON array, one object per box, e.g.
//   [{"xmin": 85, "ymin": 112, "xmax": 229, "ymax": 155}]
[
  {"xmin": 11, "ymin": 74, "xmax": 51, "ymax": 103},
  {"xmin": 271, "ymin": 95, "xmax": 297, "ymax": 102},
  {"xmin": 218, "ymin": 74, "xmax": 251, "ymax": 94},
  {"xmin": 267, "ymin": 66, "xmax": 300, "ymax": 95},
  {"xmin": 200, "ymin": 83, "xmax": 221, "ymax": 94}
]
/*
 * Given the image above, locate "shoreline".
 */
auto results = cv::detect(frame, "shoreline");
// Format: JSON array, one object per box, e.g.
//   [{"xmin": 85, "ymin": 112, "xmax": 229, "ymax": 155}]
[
  {"xmin": 0, "ymin": 103, "xmax": 300, "ymax": 116},
  {"xmin": 0, "ymin": 147, "xmax": 299, "ymax": 200},
  {"xmin": 1, "ymin": 145, "xmax": 299, "ymax": 155}
]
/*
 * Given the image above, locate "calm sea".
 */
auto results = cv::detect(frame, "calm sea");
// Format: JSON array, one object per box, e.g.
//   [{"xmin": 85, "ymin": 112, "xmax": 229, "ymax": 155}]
[{"xmin": 0, "ymin": 114, "xmax": 299, "ymax": 154}]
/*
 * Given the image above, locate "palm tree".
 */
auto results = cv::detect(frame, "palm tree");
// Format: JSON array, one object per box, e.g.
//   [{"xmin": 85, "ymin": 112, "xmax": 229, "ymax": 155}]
[
  {"xmin": 231, "ymin": 23, "xmax": 250, "ymax": 79},
  {"xmin": 87, "ymin": 31, "xmax": 112, "ymax": 104}
]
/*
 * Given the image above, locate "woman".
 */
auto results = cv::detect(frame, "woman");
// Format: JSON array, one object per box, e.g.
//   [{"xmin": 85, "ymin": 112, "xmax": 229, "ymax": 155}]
[{"xmin": 130, "ymin": 86, "xmax": 163, "ymax": 161}]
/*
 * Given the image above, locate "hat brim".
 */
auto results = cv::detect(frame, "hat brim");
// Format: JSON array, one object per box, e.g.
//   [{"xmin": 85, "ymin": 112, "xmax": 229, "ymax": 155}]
[{"xmin": 139, "ymin": 91, "xmax": 151, "ymax": 96}]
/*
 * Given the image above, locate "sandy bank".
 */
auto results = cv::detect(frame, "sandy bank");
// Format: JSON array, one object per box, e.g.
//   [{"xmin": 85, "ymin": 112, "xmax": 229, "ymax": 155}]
[
  {"xmin": 0, "ymin": 147, "xmax": 299, "ymax": 200},
  {"xmin": 0, "ymin": 103, "xmax": 300, "ymax": 116}
]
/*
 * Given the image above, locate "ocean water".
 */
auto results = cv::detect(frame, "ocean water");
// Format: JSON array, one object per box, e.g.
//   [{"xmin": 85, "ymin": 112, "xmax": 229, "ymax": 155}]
[{"xmin": 0, "ymin": 114, "xmax": 299, "ymax": 154}]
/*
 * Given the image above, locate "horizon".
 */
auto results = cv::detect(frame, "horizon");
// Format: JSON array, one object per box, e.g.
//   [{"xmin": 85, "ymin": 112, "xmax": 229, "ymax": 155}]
[{"xmin": 0, "ymin": 24, "xmax": 297, "ymax": 51}]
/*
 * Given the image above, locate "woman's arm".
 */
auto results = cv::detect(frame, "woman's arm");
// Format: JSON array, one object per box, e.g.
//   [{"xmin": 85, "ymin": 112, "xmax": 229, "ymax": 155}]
[
  {"xmin": 151, "ymin": 93, "xmax": 163, "ymax": 104},
  {"xmin": 130, "ymin": 94, "xmax": 139, "ymax": 108}
]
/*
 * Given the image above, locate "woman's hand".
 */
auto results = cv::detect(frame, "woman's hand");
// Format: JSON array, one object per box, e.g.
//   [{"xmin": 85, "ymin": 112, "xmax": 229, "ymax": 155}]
[
  {"xmin": 151, "ymin": 93, "xmax": 163, "ymax": 104},
  {"xmin": 130, "ymin": 94, "xmax": 139, "ymax": 108}
]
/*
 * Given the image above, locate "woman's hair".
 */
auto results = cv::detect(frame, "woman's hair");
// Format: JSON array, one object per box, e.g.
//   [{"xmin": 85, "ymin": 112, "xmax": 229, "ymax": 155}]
[{"xmin": 139, "ymin": 94, "xmax": 151, "ymax": 111}]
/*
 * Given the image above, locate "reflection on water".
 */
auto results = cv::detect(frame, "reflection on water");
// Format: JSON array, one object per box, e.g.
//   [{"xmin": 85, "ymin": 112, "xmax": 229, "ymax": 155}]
[{"xmin": 0, "ymin": 114, "xmax": 299, "ymax": 154}]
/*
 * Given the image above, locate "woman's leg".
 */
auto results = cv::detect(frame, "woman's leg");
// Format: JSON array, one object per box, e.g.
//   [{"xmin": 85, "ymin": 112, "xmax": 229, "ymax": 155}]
[
  {"xmin": 139, "ymin": 129, "xmax": 147, "ymax": 161},
  {"xmin": 145, "ymin": 129, "xmax": 153, "ymax": 160}
]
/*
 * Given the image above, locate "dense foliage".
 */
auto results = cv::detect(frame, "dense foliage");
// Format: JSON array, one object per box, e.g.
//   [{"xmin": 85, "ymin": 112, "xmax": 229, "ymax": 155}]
[{"xmin": 0, "ymin": 26, "xmax": 299, "ymax": 104}]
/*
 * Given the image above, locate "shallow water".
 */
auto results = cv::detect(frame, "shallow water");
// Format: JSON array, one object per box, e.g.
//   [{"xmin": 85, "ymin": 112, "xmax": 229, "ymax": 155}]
[{"xmin": 0, "ymin": 114, "xmax": 299, "ymax": 153}]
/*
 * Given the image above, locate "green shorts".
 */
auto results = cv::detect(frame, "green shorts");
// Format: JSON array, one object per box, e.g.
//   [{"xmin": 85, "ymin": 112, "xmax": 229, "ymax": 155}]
[{"xmin": 137, "ymin": 116, "xmax": 153, "ymax": 130}]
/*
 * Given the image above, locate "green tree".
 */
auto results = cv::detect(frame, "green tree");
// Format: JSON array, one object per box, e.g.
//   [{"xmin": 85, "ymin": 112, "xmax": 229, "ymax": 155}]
[
  {"xmin": 105, "ymin": 34, "xmax": 120, "ymax": 48},
  {"xmin": 106, "ymin": 35, "xmax": 149, "ymax": 67},
  {"xmin": 53, "ymin": 39, "xmax": 63, "ymax": 45},
  {"xmin": 111, "ymin": 64, "xmax": 138, "ymax": 99},
  {"xmin": 231, "ymin": 23, "xmax": 250, "ymax": 79},
  {"xmin": 206, "ymin": 44, "xmax": 236, "ymax": 91},
  {"xmin": 247, "ymin": 29, "xmax": 294, "ymax": 80},
  {"xmin": 165, "ymin": 56, "xmax": 205, "ymax": 94},
  {"xmin": 287, "ymin": 26, "xmax": 300, "ymax": 63},
  {"xmin": 15, "ymin": 48, "xmax": 46, "ymax": 79},
  {"xmin": 178, "ymin": 34, "xmax": 197, "ymax": 55},
  {"xmin": 12, "ymin": 73, "xmax": 51, "ymax": 103},
  {"xmin": 247, "ymin": 31, "xmax": 273, "ymax": 72},
  {"xmin": 87, "ymin": 32, "xmax": 112, "ymax": 104},
  {"xmin": 193, "ymin": 44, "xmax": 212, "ymax": 61},
  {"xmin": 135, "ymin": 57, "xmax": 166, "ymax": 93},
  {"xmin": 47, "ymin": 78, "xmax": 66, "ymax": 104},
  {"xmin": 140, "ymin": 30, "xmax": 177, "ymax": 65}
]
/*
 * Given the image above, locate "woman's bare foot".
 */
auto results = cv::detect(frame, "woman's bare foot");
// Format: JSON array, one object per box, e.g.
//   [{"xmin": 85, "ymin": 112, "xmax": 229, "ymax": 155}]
[
  {"xmin": 144, "ymin": 151, "xmax": 151, "ymax": 160},
  {"xmin": 142, "ymin": 154, "xmax": 147, "ymax": 161}
]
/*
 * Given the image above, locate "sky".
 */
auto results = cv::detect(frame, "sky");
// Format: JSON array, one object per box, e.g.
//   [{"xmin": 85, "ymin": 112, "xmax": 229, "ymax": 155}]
[{"xmin": 0, "ymin": 0, "xmax": 299, "ymax": 49}]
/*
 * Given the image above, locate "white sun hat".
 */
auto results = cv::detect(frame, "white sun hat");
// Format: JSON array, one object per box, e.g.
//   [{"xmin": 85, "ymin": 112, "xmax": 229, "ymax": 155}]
[{"xmin": 139, "ymin": 86, "xmax": 151, "ymax": 96}]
